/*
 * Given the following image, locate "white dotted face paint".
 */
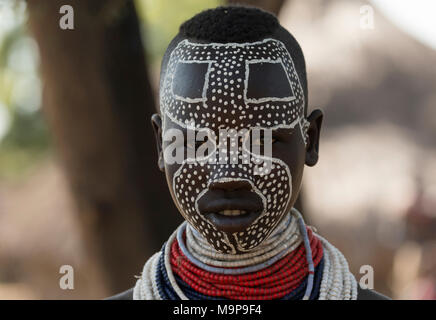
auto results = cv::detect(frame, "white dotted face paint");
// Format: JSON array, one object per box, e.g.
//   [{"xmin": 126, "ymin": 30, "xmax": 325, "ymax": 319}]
[{"xmin": 160, "ymin": 38, "xmax": 308, "ymax": 253}]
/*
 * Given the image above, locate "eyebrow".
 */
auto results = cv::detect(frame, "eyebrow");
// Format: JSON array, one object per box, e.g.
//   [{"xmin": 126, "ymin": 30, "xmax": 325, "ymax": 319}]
[{"xmin": 273, "ymin": 127, "xmax": 295, "ymax": 137}]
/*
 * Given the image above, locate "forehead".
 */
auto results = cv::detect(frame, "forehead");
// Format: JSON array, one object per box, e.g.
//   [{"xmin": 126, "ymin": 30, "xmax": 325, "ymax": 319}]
[{"xmin": 160, "ymin": 38, "xmax": 305, "ymax": 131}]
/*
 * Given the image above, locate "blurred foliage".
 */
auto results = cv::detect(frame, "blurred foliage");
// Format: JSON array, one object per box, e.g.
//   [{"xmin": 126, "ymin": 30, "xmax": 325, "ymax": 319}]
[
  {"xmin": 0, "ymin": 1, "xmax": 50, "ymax": 180},
  {"xmin": 0, "ymin": 109, "xmax": 51, "ymax": 179},
  {"xmin": 135, "ymin": 0, "xmax": 222, "ymax": 65}
]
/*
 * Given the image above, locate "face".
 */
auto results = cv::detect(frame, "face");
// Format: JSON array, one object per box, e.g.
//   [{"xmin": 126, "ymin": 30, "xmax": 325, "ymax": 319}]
[{"xmin": 153, "ymin": 37, "xmax": 322, "ymax": 254}]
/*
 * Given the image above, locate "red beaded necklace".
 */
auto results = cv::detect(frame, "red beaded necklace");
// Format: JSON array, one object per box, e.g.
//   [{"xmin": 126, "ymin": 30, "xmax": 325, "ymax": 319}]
[{"xmin": 170, "ymin": 227, "xmax": 323, "ymax": 300}]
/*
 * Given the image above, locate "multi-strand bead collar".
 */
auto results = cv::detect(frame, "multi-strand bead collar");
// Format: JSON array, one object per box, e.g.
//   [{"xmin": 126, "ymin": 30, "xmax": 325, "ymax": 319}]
[{"xmin": 133, "ymin": 208, "xmax": 358, "ymax": 300}]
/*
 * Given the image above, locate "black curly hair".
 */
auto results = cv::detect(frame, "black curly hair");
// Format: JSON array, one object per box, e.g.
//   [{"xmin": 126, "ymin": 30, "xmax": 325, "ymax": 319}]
[{"xmin": 179, "ymin": 6, "xmax": 280, "ymax": 43}]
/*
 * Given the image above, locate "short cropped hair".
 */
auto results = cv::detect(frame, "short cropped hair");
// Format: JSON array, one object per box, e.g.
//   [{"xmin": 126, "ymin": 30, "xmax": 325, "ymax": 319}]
[{"xmin": 179, "ymin": 6, "xmax": 279, "ymax": 43}]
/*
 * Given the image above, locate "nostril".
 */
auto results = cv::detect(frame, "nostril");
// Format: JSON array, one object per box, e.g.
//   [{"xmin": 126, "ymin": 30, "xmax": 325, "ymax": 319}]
[{"xmin": 209, "ymin": 179, "xmax": 252, "ymax": 192}]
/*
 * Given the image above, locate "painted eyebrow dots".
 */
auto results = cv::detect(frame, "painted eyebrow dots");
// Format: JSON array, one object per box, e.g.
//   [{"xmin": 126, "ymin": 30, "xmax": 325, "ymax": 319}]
[{"xmin": 162, "ymin": 38, "xmax": 306, "ymax": 132}]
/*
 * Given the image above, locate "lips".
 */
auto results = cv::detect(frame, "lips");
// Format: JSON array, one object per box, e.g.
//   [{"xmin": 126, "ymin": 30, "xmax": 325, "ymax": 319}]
[{"xmin": 197, "ymin": 190, "xmax": 264, "ymax": 233}]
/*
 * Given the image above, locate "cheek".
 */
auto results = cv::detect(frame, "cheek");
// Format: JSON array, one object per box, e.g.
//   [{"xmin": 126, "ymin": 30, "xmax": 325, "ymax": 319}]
[
  {"xmin": 163, "ymin": 160, "xmax": 184, "ymax": 210},
  {"xmin": 273, "ymin": 140, "xmax": 306, "ymax": 206}
]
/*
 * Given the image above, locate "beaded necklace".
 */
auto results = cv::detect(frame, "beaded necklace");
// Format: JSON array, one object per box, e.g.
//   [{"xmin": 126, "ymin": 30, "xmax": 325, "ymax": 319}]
[
  {"xmin": 133, "ymin": 208, "xmax": 358, "ymax": 300},
  {"xmin": 171, "ymin": 227, "xmax": 322, "ymax": 299}
]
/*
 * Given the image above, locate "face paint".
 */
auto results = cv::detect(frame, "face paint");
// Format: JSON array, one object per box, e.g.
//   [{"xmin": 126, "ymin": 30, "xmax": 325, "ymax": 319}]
[{"xmin": 161, "ymin": 38, "xmax": 308, "ymax": 253}]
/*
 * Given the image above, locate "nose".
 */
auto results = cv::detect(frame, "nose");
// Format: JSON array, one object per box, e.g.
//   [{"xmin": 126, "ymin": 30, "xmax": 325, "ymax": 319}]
[{"xmin": 209, "ymin": 179, "xmax": 252, "ymax": 192}]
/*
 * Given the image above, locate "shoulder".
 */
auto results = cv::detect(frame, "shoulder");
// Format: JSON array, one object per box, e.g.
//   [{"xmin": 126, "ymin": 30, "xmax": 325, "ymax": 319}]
[
  {"xmin": 105, "ymin": 287, "xmax": 134, "ymax": 300},
  {"xmin": 357, "ymin": 287, "xmax": 391, "ymax": 300}
]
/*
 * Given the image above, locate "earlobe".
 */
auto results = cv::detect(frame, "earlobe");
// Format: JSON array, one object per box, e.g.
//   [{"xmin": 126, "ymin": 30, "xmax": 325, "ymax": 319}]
[
  {"xmin": 305, "ymin": 109, "xmax": 323, "ymax": 167},
  {"xmin": 151, "ymin": 113, "xmax": 165, "ymax": 172}
]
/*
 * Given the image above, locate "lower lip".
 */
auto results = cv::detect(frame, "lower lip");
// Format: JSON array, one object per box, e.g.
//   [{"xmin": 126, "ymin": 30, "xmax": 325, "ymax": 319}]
[{"xmin": 204, "ymin": 211, "xmax": 262, "ymax": 233}]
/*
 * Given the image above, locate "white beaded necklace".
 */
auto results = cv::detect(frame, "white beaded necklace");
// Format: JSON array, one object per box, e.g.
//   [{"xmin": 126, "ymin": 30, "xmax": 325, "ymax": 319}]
[
  {"xmin": 133, "ymin": 209, "xmax": 358, "ymax": 300},
  {"xmin": 185, "ymin": 212, "xmax": 301, "ymax": 268}
]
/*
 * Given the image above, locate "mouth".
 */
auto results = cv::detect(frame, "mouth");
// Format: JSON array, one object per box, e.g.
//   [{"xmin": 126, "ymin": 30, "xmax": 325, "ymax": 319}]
[
  {"xmin": 197, "ymin": 192, "xmax": 264, "ymax": 233},
  {"xmin": 217, "ymin": 209, "xmax": 248, "ymax": 216},
  {"xmin": 205, "ymin": 210, "xmax": 262, "ymax": 233}
]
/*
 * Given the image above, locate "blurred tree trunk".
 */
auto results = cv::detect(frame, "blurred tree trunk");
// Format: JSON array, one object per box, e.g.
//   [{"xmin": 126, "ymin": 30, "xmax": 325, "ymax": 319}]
[
  {"xmin": 228, "ymin": 0, "xmax": 287, "ymax": 16},
  {"xmin": 27, "ymin": 0, "xmax": 181, "ymax": 295}
]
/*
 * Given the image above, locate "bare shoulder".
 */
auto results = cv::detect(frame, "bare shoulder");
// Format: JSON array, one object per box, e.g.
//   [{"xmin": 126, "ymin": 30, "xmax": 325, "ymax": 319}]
[
  {"xmin": 357, "ymin": 287, "xmax": 391, "ymax": 300},
  {"xmin": 105, "ymin": 287, "xmax": 134, "ymax": 300}
]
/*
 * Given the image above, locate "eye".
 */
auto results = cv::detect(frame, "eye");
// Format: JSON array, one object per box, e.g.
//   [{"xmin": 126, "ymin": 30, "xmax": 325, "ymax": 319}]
[
  {"xmin": 245, "ymin": 60, "xmax": 295, "ymax": 103},
  {"xmin": 250, "ymin": 129, "xmax": 278, "ymax": 148},
  {"xmin": 172, "ymin": 61, "xmax": 210, "ymax": 102},
  {"xmin": 186, "ymin": 134, "xmax": 209, "ymax": 151},
  {"xmin": 251, "ymin": 136, "xmax": 277, "ymax": 147}
]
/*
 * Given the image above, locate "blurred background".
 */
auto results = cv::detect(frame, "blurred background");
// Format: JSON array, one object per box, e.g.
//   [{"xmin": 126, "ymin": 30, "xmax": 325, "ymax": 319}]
[{"xmin": 0, "ymin": 0, "xmax": 435, "ymax": 299}]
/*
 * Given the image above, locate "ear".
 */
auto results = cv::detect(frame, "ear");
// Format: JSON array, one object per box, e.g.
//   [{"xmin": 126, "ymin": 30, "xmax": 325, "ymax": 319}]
[
  {"xmin": 151, "ymin": 113, "xmax": 165, "ymax": 172},
  {"xmin": 305, "ymin": 109, "xmax": 323, "ymax": 167}
]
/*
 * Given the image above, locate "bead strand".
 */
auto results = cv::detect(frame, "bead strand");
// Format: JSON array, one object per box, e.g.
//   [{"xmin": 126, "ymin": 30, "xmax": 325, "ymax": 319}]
[
  {"xmin": 164, "ymin": 229, "xmax": 189, "ymax": 300},
  {"xmin": 316, "ymin": 234, "xmax": 357, "ymax": 300},
  {"xmin": 179, "ymin": 222, "xmax": 302, "ymax": 275},
  {"xmin": 134, "ymin": 208, "xmax": 357, "ymax": 300},
  {"xmin": 187, "ymin": 213, "xmax": 297, "ymax": 263},
  {"xmin": 186, "ymin": 229, "xmax": 300, "ymax": 268}
]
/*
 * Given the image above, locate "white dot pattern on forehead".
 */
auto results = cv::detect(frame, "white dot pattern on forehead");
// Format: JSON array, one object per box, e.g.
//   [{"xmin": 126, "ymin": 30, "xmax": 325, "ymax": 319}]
[
  {"xmin": 161, "ymin": 39, "xmax": 307, "ymax": 253},
  {"xmin": 161, "ymin": 38, "xmax": 305, "ymax": 132}
]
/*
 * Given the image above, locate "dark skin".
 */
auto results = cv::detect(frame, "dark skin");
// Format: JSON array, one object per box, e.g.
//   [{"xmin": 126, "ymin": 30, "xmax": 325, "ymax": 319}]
[
  {"xmin": 152, "ymin": 111, "xmax": 321, "ymax": 234},
  {"xmin": 107, "ymin": 106, "xmax": 389, "ymax": 299},
  {"xmin": 152, "ymin": 34, "xmax": 326, "ymax": 253},
  {"xmin": 108, "ymin": 100, "xmax": 389, "ymax": 300},
  {"xmin": 107, "ymin": 32, "xmax": 390, "ymax": 299},
  {"xmin": 107, "ymin": 125, "xmax": 389, "ymax": 299}
]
